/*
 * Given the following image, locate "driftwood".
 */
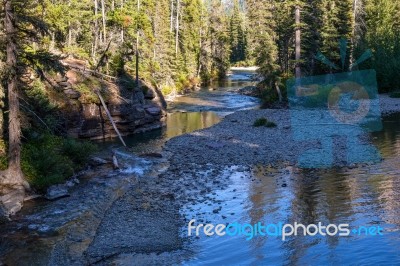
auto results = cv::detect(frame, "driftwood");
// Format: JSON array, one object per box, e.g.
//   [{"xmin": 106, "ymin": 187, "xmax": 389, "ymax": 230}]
[
  {"xmin": 112, "ymin": 152, "xmax": 120, "ymax": 170},
  {"xmin": 95, "ymin": 91, "xmax": 127, "ymax": 147},
  {"xmin": 61, "ymin": 60, "xmax": 117, "ymax": 82},
  {"xmin": 275, "ymin": 81, "xmax": 283, "ymax": 103}
]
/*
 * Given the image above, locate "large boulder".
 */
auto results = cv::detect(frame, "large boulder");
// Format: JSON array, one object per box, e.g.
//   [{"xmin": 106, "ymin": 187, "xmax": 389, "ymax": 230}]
[
  {"xmin": 46, "ymin": 184, "xmax": 70, "ymax": 200},
  {"xmin": 0, "ymin": 184, "xmax": 25, "ymax": 220}
]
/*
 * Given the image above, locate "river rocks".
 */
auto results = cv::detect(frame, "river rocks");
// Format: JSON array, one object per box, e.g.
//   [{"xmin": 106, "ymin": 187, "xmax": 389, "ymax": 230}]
[
  {"xmin": 238, "ymin": 86, "xmax": 260, "ymax": 97},
  {"xmin": 46, "ymin": 185, "xmax": 70, "ymax": 200},
  {"xmin": 205, "ymin": 141, "xmax": 225, "ymax": 150},
  {"xmin": 145, "ymin": 106, "xmax": 162, "ymax": 116},
  {"xmin": 140, "ymin": 153, "xmax": 163, "ymax": 158},
  {"xmin": 144, "ymin": 87, "xmax": 156, "ymax": 99},
  {"xmin": 0, "ymin": 185, "xmax": 25, "ymax": 218},
  {"xmin": 89, "ymin": 157, "xmax": 109, "ymax": 166}
]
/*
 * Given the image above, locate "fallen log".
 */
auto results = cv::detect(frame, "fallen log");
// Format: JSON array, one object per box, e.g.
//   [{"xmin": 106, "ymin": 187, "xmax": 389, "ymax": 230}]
[{"xmin": 95, "ymin": 91, "xmax": 127, "ymax": 147}]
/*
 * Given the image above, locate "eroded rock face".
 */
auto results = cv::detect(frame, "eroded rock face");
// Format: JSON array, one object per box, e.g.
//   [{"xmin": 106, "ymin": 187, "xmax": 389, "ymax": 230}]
[
  {"xmin": 67, "ymin": 101, "xmax": 165, "ymax": 140},
  {"xmin": 58, "ymin": 72, "xmax": 167, "ymax": 140}
]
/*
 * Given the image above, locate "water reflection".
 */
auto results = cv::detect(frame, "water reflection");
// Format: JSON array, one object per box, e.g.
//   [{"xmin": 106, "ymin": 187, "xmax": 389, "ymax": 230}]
[
  {"xmin": 165, "ymin": 112, "xmax": 221, "ymax": 139},
  {"xmin": 183, "ymin": 115, "xmax": 400, "ymax": 265}
]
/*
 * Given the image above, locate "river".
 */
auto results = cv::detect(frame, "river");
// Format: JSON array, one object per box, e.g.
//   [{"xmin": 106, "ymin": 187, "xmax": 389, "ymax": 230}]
[
  {"xmin": 112, "ymin": 71, "xmax": 260, "ymax": 154},
  {"xmin": 1, "ymin": 70, "xmax": 400, "ymax": 265},
  {"xmin": 111, "ymin": 70, "xmax": 400, "ymax": 265}
]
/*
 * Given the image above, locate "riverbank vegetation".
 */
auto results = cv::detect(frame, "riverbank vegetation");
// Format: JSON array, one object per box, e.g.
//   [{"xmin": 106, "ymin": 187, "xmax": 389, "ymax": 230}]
[{"xmin": 243, "ymin": 0, "xmax": 400, "ymax": 103}]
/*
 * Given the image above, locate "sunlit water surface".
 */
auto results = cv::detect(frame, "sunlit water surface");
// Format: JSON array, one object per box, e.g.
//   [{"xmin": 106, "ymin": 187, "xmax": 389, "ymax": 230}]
[{"xmin": 180, "ymin": 113, "xmax": 400, "ymax": 265}]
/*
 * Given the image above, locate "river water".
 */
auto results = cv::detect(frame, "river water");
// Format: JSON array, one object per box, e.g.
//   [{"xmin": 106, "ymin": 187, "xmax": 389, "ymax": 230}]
[
  {"xmin": 1, "ymin": 70, "xmax": 400, "ymax": 265},
  {"xmin": 179, "ymin": 113, "xmax": 400, "ymax": 265},
  {"xmin": 119, "ymin": 75, "xmax": 260, "ymax": 154},
  {"xmin": 123, "ymin": 71, "xmax": 400, "ymax": 265}
]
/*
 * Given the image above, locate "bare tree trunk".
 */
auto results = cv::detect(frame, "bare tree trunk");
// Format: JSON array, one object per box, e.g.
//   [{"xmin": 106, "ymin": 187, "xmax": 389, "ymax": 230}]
[
  {"xmin": 275, "ymin": 81, "xmax": 283, "ymax": 102},
  {"xmin": 50, "ymin": 31, "xmax": 55, "ymax": 52},
  {"xmin": 93, "ymin": 0, "xmax": 99, "ymax": 59},
  {"xmin": 0, "ymin": 73, "xmax": 4, "ymax": 153},
  {"xmin": 101, "ymin": 0, "xmax": 107, "ymax": 44},
  {"xmin": 96, "ymin": 92, "xmax": 127, "ymax": 147},
  {"xmin": 170, "ymin": 0, "xmax": 174, "ymax": 33},
  {"xmin": 68, "ymin": 0, "xmax": 72, "ymax": 47},
  {"xmin": 295, "ymin": 5, "xmax": 301, "ymax": 79},
  {"xmin": 350, "ymin": 0, "xmax": 362, "ymax": 67},
  {"xmin": 68, "ymin": 22, "xmax": 72, "ymax": 47},
  {"xmin": 175, "ymin": 0, "xmax": 180, "ymax": 56},
  {"xmin": 197, "ymin": 7, "xmax": 204, "ymax": 78},
  {"xmin": 120, "ymin": 0, "xmax": 124, "ymax": 43},
  {"xmin": 135, "ymin": 0, "xmax": 140, "ymax": 89}
]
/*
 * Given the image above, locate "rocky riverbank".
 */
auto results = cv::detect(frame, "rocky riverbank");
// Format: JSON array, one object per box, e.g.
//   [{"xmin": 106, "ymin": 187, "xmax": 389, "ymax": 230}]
[{"xmin": 0, "ymin": 94, "xmax": 399, "ymax": 265}]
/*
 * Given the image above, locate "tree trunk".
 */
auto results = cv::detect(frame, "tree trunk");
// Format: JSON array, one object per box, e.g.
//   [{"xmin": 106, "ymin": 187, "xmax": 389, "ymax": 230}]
[
  {"xmin": 120, "ymin": 0, "xmax": 124, "ymax": 43},
  {"xmin": 4, "ymin": 0, "xmax": 23, "ymax": 181},
  {"xmin": 350, "ymin": 0, "xmax": 361, "ymax": 67},
  {"xmin": 50, "ymin": 31, "xmax": 55, "ymax": 52},
  {"xmin": 0, "ymin": 79, "xmax": 4, "ymax": 151},
  {"xmin": 93, "ymin": 0, "xmax": 99, "ymax": 60},
  {"xmin": 68, "ymin": 0, "xmax": 72, "ymax": 47},
  {"xmin": 275, "ymin": 81, "xmax": 283, "ymax": 102},
  {"xmin": 96, "ymin": 92, "xmax": 127, "ymax": 147},
  {"xmin": 170, "ymin": 0, "xmax": 174, "ymax": 33},
  {"xmin": 295, "ymin": 5, "xmax": 301, "ymax": 79},
  {"xmin": 68, "ymin": 22, "xmax": 72, "ymax": 47},
  {"xmin": 101, "ymin": 0, "xmax": 107, "ymax": 44},
  {"xmin": 175, "ymin": 0, "xmax": 180, "ymax": 56},
  {"xmin": 1, "ymin": 0, "xmax": 28, "ymax": 218},
  {"xmin": 135, "ymin": 0, "xmax": 140, "ymax": 89}
]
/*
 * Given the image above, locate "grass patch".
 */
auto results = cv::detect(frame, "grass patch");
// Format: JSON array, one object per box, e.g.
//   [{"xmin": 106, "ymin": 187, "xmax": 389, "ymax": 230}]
[{"xmin": 253, "ymin": 118, "xmax": 277, "ymax": 128}]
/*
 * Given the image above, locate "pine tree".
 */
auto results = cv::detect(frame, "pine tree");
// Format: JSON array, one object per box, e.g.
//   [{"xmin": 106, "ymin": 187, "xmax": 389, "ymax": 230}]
[
  {"xmin": 1, "ymin": 0, "xmax": 62, "ymax": 215},
  {"xmin": 205, "ymin": 0, "xmax": 231, "ymax": 80},
  {"xmin": 229, "ymin": 0, "xmax": 246, "ymax": 63},
  {"xmin": 362, "ymin": 0, "xmax": 400, "ymax": 90}
]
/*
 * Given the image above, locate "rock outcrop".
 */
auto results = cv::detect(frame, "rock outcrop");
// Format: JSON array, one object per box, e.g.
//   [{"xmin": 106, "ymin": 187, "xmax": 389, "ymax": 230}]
[{"xmin": 54, "ymin": 65, "xmax": 167, "ymax": 140}]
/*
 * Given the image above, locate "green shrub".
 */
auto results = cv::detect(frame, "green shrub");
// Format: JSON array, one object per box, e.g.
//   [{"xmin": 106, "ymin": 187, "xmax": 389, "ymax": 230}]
[
  {"xmin": 161, "ymin": 85, "xmax": 174, "ymax": 96},
  {"xmin": 266, "ymin": 121, "xmax": 277, "ymax": 128},
  {"xmin": 110, "ymin": 53, "xmax": 125, "ymax": 77},
  {"xmin": 253, "ymin": 118, "xmax": 277, "ymax": 128},
  {"xmin": 253, "ymin": 118, "xmax": 268, "ymax": 127},
  {"xmin": 21, "ymin": 134, "xmax": 97, "ymax": 191},
  {"xmin": 0, "ymin": 155, "xmax": 7, "ymax": 171},
  {"xmin": 24, "ymin": 79, "xmax": 66, "ymax": 133},
  {"xmin": 61, "ymin": 138, "xmax": 97, "ymax": 168}
]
